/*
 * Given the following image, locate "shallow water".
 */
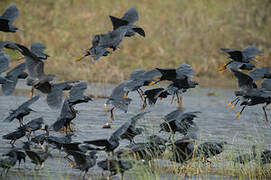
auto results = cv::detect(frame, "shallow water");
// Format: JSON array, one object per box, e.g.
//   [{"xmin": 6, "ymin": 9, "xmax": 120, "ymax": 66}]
[{"xmin": 0, "ymin": 80, "xmax": 270, "ymax": 179}]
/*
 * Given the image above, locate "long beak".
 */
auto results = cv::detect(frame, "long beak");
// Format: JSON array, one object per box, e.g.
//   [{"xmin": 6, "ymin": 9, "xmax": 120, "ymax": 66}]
[
  {"xmin": 76, "ymin": 54, "xmax": 87, "ymax": 61},
  {"xmin": 218, "ymin": 63, "xmax": 227, "ymax": 71}
]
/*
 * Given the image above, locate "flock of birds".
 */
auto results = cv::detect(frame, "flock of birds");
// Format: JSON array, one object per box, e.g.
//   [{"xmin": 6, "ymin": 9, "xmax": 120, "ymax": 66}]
[{"xmin": 1, "ymin": 4, "xmax": 271, "ymax": 179}]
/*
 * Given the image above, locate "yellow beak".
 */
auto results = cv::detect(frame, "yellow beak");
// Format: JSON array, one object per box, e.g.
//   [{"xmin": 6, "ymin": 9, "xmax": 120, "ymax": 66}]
[
  {"xmin": 236, "ymin": 112, "xmax": 241, "ymax": 119},
  {"xmin": 148, "ymin": 81, "xmax": 155, "ymax": 86},
  {"xmin": 226, "ymin": 101, "xmax": 232, "ymax": 107},
  {"xmin": 218, "ymin": 64, "xmax": 227, "ymax": 71},
  {"xmin": 76, "ymin": 57, "xmax": 82, "ymax": 61}
]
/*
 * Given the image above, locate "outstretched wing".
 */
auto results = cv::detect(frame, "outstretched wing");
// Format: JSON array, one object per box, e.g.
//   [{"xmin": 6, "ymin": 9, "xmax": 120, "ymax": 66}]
[{"xmin": 0, "ymin": 4, "xmax": 19, "ymax": 24}]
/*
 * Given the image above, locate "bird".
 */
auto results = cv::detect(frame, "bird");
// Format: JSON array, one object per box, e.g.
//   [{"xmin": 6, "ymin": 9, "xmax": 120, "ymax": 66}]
[
  {"xmin": 0, "ymin": 150, "xmax": 17, "ymax": 176},
  {"xmin": 3, "ymin": 149, "xmax": 26, "ymax": 168},
  {"xmin": 260, "ymin": 149, "xmax": 271, "ymax": 165},
  {"xmin": 1, "ymin": 63, "xmax": 28, "ymax": 96},
  {"xmin": 159, "ymin": 111, "xmax": 200, "ymax": 137},
  {"xmin": 120, "ymin": 135, "xmax": 167, "ymax": 161},
  {"xmin": 142, "ymin": 88, "xmax": 170, "ymax": 109},
  {"xmin": 2, "ymin": 129, "xmax": 26, "ymax": 147},
  {"xmin": 105, "ymin": 81, "xmax": 133, "ymax": 122},
  {"xmin": 67, "ymin": 81, "xmax": 92, "ymax": 106},
  {"xmin": 109, "ymin": 7, "xmax": 140, "ymax": 37},
  {"xmin": 24, "ymin": 143, "xmax": 51, "ymax": 169},
  {"xmin": 51, "ymin": 98, "xmax": 78, "ymax": 133},
  {"xmin": 31, "ymin": 125, "xmax": 49, "ymax": 148},
  {"xmin": 0, "ymin": 42, "xmax": 10, "ymax": 73},
  {"xmin": 218, "ymin": 45, "xmax": 263, "ymax": 71},
  {"xmin": 170, "ymin": 132, "xmax": 197, "ymax": 163},
  {"xmin": 0, "ymin": 4, "xmax": 20, "ymax": 33},
  {"xmin": 194, "ymin": 141, "xmax": 227, "ymax": 160},
  {"xmin": 3, "ymin": 94, "xmax": 40, "ymax": 126},
  {"xmin": 30, "ymin": 42, "xmax": 50, "ymax": 60},
  {"xmin": 234, "ymin": 145, "xmax": 256, "ymax": 164},
  {"xmin": 18, "ymin": 117, "xmax": 44, "ymax": 136},
  {"xmin": 47, "ymin": 134, "xmax": 73, "ymax": 150},
  {"xmin": 84, "ymin": 118, "xmax": 133, "ymax": 154},
  {"xmin": 120, "ymin": 112, "xmax": 148, "ymax": 144},
  {"xmin": 66, "ymin": 150, "xmax": 97, "ymax": 179},
  {"xmin": 97, "ymin": 157, "xmax": 133, "ymax": 179},
  {"xmin": 218, "ymin": 61, "xmax": 255, "ymax": 72}
]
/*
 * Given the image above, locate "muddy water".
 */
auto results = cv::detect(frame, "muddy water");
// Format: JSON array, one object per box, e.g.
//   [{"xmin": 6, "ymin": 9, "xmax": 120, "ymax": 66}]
[{"xmin": 0, "ymin": 80, "xmax": 270, "ymax": 179}]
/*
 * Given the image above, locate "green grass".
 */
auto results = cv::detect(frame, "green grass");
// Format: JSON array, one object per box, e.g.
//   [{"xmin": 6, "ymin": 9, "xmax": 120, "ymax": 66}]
[{"xmin": 0, "ymin": 0, "xmax": 271, "ymax": 88}]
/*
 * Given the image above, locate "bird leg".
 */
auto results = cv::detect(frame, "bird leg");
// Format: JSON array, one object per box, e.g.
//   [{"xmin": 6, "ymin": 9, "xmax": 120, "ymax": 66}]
[
  {"xmin": 227, "ymin": 97, "xmax": 239, "ymax": 108},
  {"xmin": 137, "ymin": 89, "xmax": 144, "ymax": 101},
  {"xmin": 29, "ymin": 87, "xmax": 34, "ymax": 99},
  {"xmin": 236, "ymin": 105, "xmax": 246, "ymax": 119},
  {"xmin": 176, "ymin": 93, "xmax": 183, "ymax": 109},
  {"xmin": 170, "ymin": 93, "xmax": 175, "ymax": 104},
  {"xmin": 230, "ymin": 98, "xmax": 240, "ymax": 110},
  {"xmin": 141, "ymin": 98, "xmax": 147, "ymax": 110},
  {"xmin": 110, "ymin": 109, "xmax": 114, "ymax": 123},
  {"xmin": 262, "ymin": 105, "xmax": 268, "ymax": 121}
]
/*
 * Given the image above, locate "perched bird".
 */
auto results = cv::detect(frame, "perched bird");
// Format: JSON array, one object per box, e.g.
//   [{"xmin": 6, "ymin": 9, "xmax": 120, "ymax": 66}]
[
  {"xmin": 170, "ymin": 132, "xmax": 197, "ymax": 163},
  {"xmin": 0, "ymin": 150, "xmax": 17, "ymax": 176},
  {"xmin": 67, "ymin": 150, "xmax": 97, "ymax": 179},
  {"xmin": 234, "ymin": 145, "xmax": 256, "ymax": 164},
  {"xmin": 195, "ymin": 141, "xmax": 227, "ymax": 160},
  {"xmin": 1, "ymin": 63, "xmax": 28, "ymax": 95},
  {"xmin": 3, "ymin": 149, "xmax": 26, "ymax": 168},
  {"xmin": 97, "ymin": 157, "xmax": 132, "ymax": 178},
  {"xmin": 84, "ymin": 118, "xmax": 132, "ymax": 154},
  {"xmin": 121, "ymin": 135, "xmax": 167, "ymax": 161},
  {"xmin": 31, "ymin": 125, "xmax": 49, "ymax": 147},
  {"xmin": 24, "ymin": 143, "xmax": 51, "ymax": 169},
  {"xmin": 0, "ymin": 4, "xmax": 20, "ymax": 33},
  {"xmin": 3, "ymin": 94, "xmax": 40, "ymax": 126},
  {"xmin": 2, "ymin": 129, "xmax": 26, "ymax": 146},
  {"xmin": 120, "ymin": 112, "xmax": 148, "ymax": 144},
  {"xmin": 219, "ymin": 45, "xmax": 263, "ymax": 71}
]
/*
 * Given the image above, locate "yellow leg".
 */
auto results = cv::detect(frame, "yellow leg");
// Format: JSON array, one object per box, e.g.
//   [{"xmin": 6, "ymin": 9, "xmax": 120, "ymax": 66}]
[
  {"xmin": 226, "ymin": 101, "xmax": 232, "ymax": 107},
  {"xmin": 141, "ymin": 104, "xmax": 147, "ymax": 110},
  {"xmin": 123, "ymin": 93, "xmax": 128, "ymax": 99},
  {"xmin": 29, "ymin": 89, "xmax": 34, "ymax": 99},
  {"xmin": 230, "ymin": 105, "xmax": 235, "ymax": 110},
  {"xmin": 170, "ymin": 97, "xmax": 174, "ymax": 104},
  {"xmin": 236, "ymin": 112, "xmax": 241, "ymax": 119}
]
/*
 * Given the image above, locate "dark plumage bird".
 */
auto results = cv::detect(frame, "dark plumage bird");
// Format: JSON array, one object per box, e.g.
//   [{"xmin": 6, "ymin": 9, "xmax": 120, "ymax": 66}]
[
  {"xmin": 67, "ymin": 81, "xmax": 92, "ymax": 106},
  {"xmin": 47, "ymin": 134, "xmax": 73, "ymax": 150},
  {"xmin": 67, "ymin": 150, "xmax": 97, "ymax": 179},
  {"xmin": 170, "ymin": 132, "xmax": 197, "ymax": 163},
  {"xmin": 121, "ymin": 135, "xmax": 167, "ymax": 161},
  {"xmin": 0, "ymin": 43, "xmax": 10, "ymax": 74},
  {"xmin": 1, "ymin": 63, "xmax": 28, "ymax": 95},
  {"xmin": 3, "ymin": 94, "xmax": 40, "ymax": 126},
  {"xmin": 218, "ymin": 61, "xmax": 255, "ymax": 71},
  {"xmin": 18, "ymin": 117, "xmax": 44, "ymax": 135},
  {"xmin": 142, "ymin": 88, "xmax": 170, "ymax": 109},
  {"xmin": 120, "ymin": 112, "xmax": 148, "ymax": 144},
  {"xmin": 30, "ymin": 42, "xmax": 50, "ymax": 60},
  {"xmin": 24, "ymin": 143, "xmax": 51, "ymax": 169},
  {"xmin": 195, "ymin": 141, "xmax": 227, "ymax": 159},
  {"xmin": 0, "ymin": 150, "xmax": 17, "ymax": 176},
  {"xmin": 234, "ymin": 145, "xmax": 256, "ymax": 164},
  {"xmin": 3, "ymin": 129, "xmax": 26, "ymax": 146},
  {"xmin": 105, "ymin": 81, "xmax": 132, "ymax": 122},
  {"xmin": 260, "ymin": 149, "xmax": 271, "ymax": 165},
  {"xmin": 109, "ymin": 7, "xmax": 139, "ymax": 37},
  {"xmin": 159, "ymin": 111, "xmax": 200, "ymax": 136},
  {"xmin": 249, "ymin": 67, "xmax": 271, "ymax": 82},
  {"xmin": 51, "ymin": 99, "xmax": 78, "ymax": 133},
  {"xmin": 31, "ymin": 125, "xmax": 49, "ymax": 147},
  {"xmin": 84, "ymin": 119, "xmax": 132, "ymax": 154},
  {"xmin": 3, "ymin": 149, "xmax": 26, "ymax": 168},
  {"xmin": 0, "ymin": 4, "xmax": 20, "ymax": 33},
  {"xmin": 97, "ymin": 157, "xmax": 132, "ymax": 178}
]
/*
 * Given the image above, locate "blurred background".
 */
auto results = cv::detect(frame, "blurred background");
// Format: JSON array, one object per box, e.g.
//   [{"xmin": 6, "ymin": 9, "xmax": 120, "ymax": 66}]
[{"xmin": 1, "ymin": 0, "xmax": 270, "ymax": 88}]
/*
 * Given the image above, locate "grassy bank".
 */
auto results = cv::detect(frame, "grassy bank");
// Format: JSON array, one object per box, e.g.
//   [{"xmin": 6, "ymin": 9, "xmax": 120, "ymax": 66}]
[{"xmin": 0, "ymin": 0, "xmax": 270, "ymax": 88}]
